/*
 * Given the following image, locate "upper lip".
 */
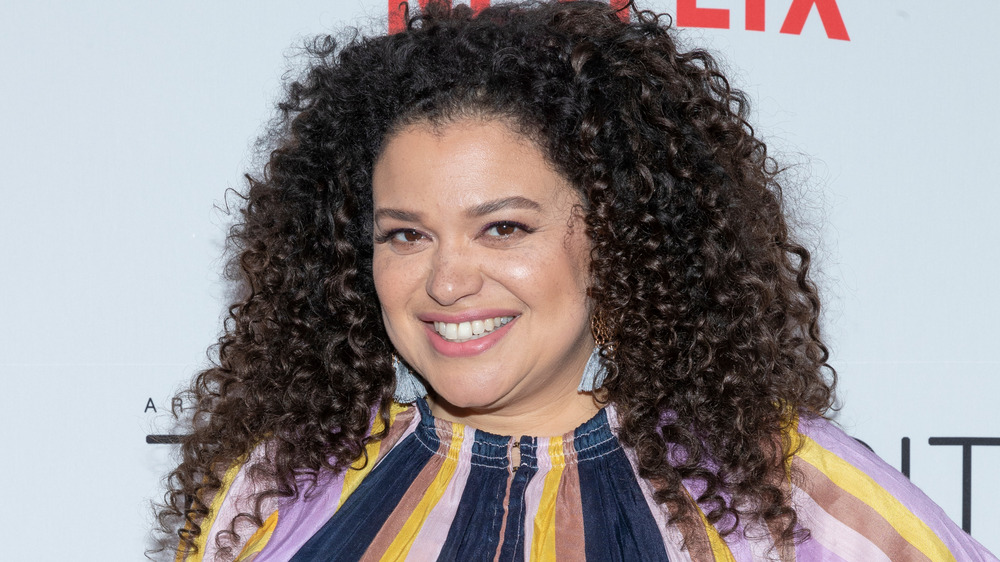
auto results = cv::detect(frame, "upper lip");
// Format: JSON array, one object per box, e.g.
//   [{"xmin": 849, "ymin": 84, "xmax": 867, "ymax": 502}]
[{"xmin": 417, "ymin": 309, "xmax": 520, "ymax": 323}]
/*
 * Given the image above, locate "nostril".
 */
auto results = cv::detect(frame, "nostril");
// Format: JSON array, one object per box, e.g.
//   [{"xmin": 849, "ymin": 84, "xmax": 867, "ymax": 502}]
[{"xmin": 426, "ymin": 261, "xmax": 485, "ymax": 306}]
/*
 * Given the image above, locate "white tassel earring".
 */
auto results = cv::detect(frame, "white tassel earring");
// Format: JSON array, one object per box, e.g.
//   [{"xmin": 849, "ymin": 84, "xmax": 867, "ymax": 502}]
[
  {"xmin": 578, "ymin": 313, "xmax": 613, "ymax": 392},
  {"xmin": 577, "ymin": 347, "xmax": 608, "ymax": 392},
  {"xmin": 393, "ymin": 355, "xmax": 428, "ymax": 403}
]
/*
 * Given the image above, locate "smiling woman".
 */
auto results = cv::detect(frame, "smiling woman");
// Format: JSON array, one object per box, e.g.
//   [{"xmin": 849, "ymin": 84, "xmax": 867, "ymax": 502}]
[
  {"xmin": 373, "ymin": 120, "xmax": 597, "ymax": 436},
  {"xmin": 154, "ymin": 1, "xmax": 996, "ymax": 561}
]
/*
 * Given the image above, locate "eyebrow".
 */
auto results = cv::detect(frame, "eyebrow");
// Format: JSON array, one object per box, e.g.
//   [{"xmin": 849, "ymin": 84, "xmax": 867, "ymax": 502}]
[
  {"xmin": 467, "ymin": 196, "xmax": 542, "ymax": 217},
  {"xmin": 373, "ymin": 208, "xmax": 421, "ymax": 222},
  {"xmin": 374, "ymin": 196, "xmax": 542, "ymax": 223}
]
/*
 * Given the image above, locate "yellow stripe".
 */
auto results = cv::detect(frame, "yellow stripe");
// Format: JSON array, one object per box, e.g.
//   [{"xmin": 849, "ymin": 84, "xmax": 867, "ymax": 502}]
[
  {"xmin": 786, "ymin": 416, "xmax": 802, "ymax": 475},
  {"xmin": 177, "ymin": 460, "xmax": 244, "ymax": 561},
  {"xmin": 796, "ymin": 434, "xmax": 956, "ymax": 562},
  {"xmin": 381, "ymin": 424, "xmax": 465, "ymax": 561},
  {"xmin": 688, "ymin": 490, "xmax": 736, "ymax": 562},
  {"xmin": 235, "ymin": 509, "xmax": 279, "ymax": 560},
  {"xmin": 532, "ymin": 437, "xmax": 565, "ymax": 560},
  {"xmin": 339, "ymin": 403, "xmax": 407, "ymax": 508}
]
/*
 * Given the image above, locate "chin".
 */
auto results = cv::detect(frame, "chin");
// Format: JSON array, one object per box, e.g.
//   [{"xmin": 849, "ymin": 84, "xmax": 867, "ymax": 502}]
[{"xmin": 428, "ymin": 378, "xmax": 512, "ymax": 412}]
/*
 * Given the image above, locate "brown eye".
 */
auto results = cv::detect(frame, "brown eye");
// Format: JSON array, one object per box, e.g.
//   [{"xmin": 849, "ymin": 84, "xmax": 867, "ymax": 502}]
[
  {"xmin": 486, "ymin": 222, "xmax": 521, "ymax": 237},
  {"xmin": 392, "ymin": 229, "xmax": 424, "ymax": 243},
  {"xmin": 496, "ymin": 223, "xmax": 517, "ymax": 236}
]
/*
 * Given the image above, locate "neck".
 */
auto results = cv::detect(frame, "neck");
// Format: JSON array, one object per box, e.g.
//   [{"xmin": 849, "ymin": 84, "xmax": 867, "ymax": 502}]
[{"xmin": 426, "ymin": 389, "xmax": 603, "ymax": 437}]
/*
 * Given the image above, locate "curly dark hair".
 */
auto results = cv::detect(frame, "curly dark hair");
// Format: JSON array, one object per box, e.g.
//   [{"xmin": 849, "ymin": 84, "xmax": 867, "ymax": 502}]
[{"xmin": 154, "ymin": 0, "xmax": 835, "ymax": 558}]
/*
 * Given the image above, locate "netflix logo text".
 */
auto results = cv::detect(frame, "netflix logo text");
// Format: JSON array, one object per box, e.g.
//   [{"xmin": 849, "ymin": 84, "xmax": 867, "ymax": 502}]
[{"xmin": 388, "ymin": 0, "xmax": 850, "ymax": 40}]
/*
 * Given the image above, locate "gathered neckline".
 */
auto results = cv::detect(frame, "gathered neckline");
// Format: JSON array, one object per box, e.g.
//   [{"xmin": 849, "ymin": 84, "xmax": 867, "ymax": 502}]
[{"xmin": 400, "ymin": 397, "xmax": 622, "ymax": 469}]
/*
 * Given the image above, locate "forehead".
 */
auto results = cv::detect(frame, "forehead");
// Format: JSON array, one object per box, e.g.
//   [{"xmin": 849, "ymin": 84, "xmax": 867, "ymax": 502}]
[{"xmin": 372, "ymin": 119, "xmax": 579, "ymax": 211}]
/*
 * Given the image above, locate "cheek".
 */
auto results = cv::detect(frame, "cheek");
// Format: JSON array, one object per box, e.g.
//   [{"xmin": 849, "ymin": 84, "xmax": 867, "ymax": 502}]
[
  {"xmin": 486, "ymin": 240, "xmax": 591, "ymax": 307},
  {"xmin": 372, "ymin": 250, "xmax": 390, "ymax": 301},
  {"xmin": 372, "ymin": 249, "xmax": 406, "ymax": 313},
  {"xmin": 372, "ymin": 251, "xmax": 416, "ymax": 350}
]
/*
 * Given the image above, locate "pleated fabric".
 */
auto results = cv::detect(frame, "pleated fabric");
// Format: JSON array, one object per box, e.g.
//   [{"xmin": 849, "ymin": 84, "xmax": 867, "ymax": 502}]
[
  {"xmin": 183, "ymin": 400, "xmax": 998, "ymax": 561},
  {"xmin": 282, "ymin": 400, "xmax": 669, "ymax": 562}
]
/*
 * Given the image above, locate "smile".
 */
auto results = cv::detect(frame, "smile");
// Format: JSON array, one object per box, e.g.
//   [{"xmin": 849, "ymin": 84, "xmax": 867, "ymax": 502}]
[{"xmin": 433, "ymin": 316, "xmax": 514, "ymax": 343}]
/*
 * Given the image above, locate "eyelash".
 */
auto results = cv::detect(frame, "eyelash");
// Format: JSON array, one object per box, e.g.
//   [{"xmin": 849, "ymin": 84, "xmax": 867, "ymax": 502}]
[
  {"xmin": 482, "ymin": 221, "xmax": 534, "ymax": 238},
  {"xmin": 373, "ymin": 228, "xmax": 423, "ymax": 244},
  {"xmin": 373, "ymin": 221, "xmax": 535, "ymax": 245}
]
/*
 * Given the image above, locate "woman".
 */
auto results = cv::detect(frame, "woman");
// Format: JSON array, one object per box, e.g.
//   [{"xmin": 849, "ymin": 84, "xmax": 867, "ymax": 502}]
[{"xmin": 156, "ymin": 1, "xmax": 997, "ymax": 560}]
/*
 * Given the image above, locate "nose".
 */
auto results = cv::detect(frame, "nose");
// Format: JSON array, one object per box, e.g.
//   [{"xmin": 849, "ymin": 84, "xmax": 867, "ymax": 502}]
[{"xmin": 426, "ymin": 242, "xmax": 484, "ymax": 306}]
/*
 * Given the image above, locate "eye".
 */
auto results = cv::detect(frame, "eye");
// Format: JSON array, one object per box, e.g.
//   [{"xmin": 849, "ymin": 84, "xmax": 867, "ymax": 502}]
[
  {"xmin": 374, "ymin": 228, "xmax": 428, "ymax": 250},
  {"xmin": 392, "ymin": 229, "xmax": 424, "ymax": 243},
  {"xmin": 484, "ymin": 221, "xmax": 530, "ymax": 238}
]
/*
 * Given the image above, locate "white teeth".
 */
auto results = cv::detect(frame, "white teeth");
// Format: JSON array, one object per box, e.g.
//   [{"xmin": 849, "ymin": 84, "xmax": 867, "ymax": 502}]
[{"xmin": 434, "ymin": 316, "xmax": 514, "ymax": 342}]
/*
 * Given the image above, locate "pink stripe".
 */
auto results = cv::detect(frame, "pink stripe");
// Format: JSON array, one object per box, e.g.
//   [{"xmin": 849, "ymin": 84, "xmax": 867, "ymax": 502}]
[
  {"xmin": 405, "ymin": 427, "xmax": 475, "ymax": 559},
  {"xmin": 203, "ymin": 446, "xmax": 278, "ymax": 561},
  {"xmin": 255, "ymin": 470, "xmax": 348, "ymax": 561},
  {"xmin": 790, "ymin": 482, "xmax": 891, "ymax": 561},
  {"xmin": 798, "ymin": 416, "xmax": 997, "ymax": 560}
]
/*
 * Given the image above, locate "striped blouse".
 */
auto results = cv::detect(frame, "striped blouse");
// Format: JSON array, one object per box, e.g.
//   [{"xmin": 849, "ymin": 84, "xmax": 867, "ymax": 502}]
[{"xmin": 184, "ymin": 399, "xmax": 997, "ymax": 561}]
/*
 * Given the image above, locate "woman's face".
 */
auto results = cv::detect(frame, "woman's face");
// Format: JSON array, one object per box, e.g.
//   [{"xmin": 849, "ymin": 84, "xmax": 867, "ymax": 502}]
[{"xmin": 372, "ymin": 118, "xmax": 598, "ymax": 435}]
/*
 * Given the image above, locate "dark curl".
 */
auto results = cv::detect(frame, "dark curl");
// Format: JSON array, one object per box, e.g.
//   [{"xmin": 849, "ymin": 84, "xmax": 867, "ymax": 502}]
[{"xmin": 154, "ymin": 1, "xmax": 835, "ymax": 558}]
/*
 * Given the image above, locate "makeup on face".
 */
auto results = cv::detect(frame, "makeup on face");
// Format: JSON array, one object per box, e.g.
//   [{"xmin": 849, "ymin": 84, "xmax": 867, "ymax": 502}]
[{"xmin": 371, "ymin": 118, "xmax": 598, "ymax": 436}]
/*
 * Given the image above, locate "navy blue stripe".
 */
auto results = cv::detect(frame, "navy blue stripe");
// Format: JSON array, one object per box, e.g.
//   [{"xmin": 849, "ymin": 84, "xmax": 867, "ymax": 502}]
[
  {"xmin": 437, "ymin": 431, "xmax": 513, "ymax": 560},
  {"xmin": 288, "ymin": 433, "xmax": 435, "ymax": 561},
  {"xmin": 578, "ymin": 445, "xmax": 670, "ymax": 562}
]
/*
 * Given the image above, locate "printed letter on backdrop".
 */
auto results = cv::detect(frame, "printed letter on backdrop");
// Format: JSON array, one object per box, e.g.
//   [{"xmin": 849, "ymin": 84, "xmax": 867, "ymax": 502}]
[
  {"xmin": 676, "ymin": 0, "xmax": 730, "ymax": 29},
  {"xmin": 746, "ymin": 0, "xmax": 765, "ymax": 31},
  {"xmin": 780, "ymin": 0, "xmax": 850, "ymax": 41}
]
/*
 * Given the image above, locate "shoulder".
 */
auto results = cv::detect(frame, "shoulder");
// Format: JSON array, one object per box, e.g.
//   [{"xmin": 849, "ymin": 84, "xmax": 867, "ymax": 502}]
[
  {"xmin": 788, "ymin": 415, "xmax": 997, "ymax": 561},
  {"xmin": 176, "ymin": 444, "xmax": 281, "ymax": 562},
  {"xmin": 179, "ymin": 402, "xmax": 420, "ymax": 562}
]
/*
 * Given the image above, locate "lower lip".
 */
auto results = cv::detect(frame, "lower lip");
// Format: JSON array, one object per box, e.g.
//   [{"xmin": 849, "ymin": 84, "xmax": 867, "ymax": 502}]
[{"xmin": 425, "ymin": 317, "xmax": 517, "ymax": 357}]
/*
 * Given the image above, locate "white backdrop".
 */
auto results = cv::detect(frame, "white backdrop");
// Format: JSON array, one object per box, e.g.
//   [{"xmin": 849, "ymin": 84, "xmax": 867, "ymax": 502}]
[{"xmin": 1, "ymin": 1, "xmax": 997, "ymax": 559}]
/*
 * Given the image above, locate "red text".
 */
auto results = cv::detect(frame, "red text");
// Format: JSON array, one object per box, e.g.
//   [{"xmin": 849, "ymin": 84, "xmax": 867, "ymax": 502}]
[
  {"xmin": 388, "ymin": 0, "xmax": 848, "ymax": 41},
  {"xmin": 676, "ymin": 0, "xmax": 849, "ymax": 40},
  {"xmin": 390, "ymin": 0, "xmax": 631, "ymax": 34}
]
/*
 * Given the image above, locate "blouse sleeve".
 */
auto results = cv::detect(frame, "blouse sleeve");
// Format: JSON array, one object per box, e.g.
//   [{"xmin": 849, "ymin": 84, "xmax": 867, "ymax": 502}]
[
  {"xmin": 177, "ymin": 445, "xmax": 279, "ymax": 562},
  {"xmin": 790, "ymin": 415, "xmax": 998, "ymax": 561}
]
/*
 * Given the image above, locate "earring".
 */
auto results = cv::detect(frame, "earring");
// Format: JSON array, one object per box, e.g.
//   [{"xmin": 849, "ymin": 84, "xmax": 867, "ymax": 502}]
[
  {"xmin": 577, "ymin": 346, "xmax": 608, "ymax": 392},
  {"xmin": 579, "ymin": 312, "xmax": 612, "ymax": 392},
  {"xmin": 591, "ymin": 312, "xmax": 612, "ymax": 348},
  {"xmin": 393, "ymin": 355, "xmax": 428, "ymax": 403}
]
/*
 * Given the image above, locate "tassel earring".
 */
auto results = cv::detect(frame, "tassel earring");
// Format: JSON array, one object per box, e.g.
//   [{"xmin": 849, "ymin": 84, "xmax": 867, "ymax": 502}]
[
  {"xmin": 578, "ymin": 313, "xmax": 613, "ymax": 392},
  {"xmin": 577, "ymin": 346, "xmax": 608, "ymax": 392},
  {"xmin": 393, "ymin": 355, "xmax": 428, "ymax": 403}
]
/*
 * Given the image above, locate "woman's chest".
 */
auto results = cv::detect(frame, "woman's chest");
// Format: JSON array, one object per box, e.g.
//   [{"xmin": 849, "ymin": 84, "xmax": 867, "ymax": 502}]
[{"xmin": 270, "ymin": 413, "xmax": 671, "ymax": 561}]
